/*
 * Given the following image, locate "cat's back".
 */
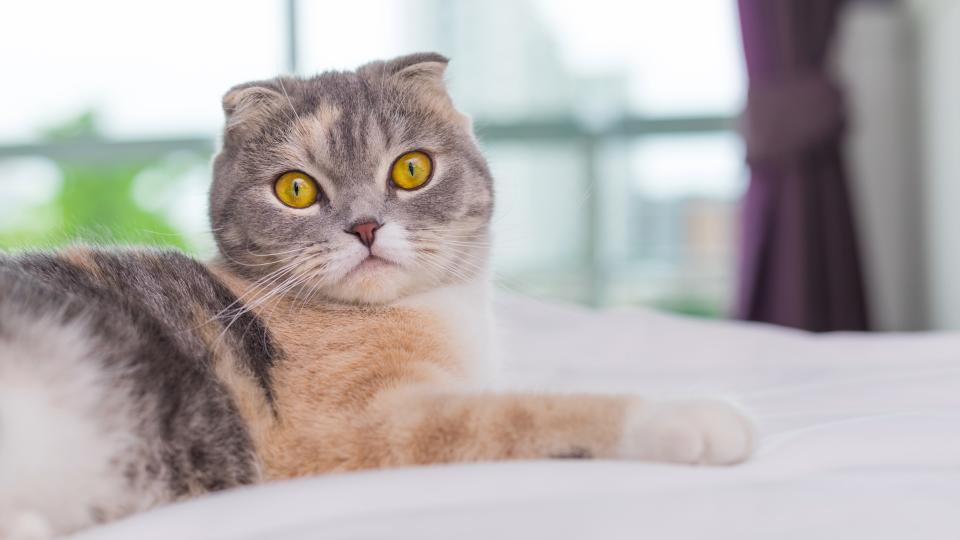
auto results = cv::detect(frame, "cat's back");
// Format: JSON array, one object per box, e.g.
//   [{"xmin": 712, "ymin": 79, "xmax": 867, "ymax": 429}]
[
  {"xmin": 4, "ymin": 245, "xmax": 281, "ymax": 388},
  {"xmin": 6, "ymin": 248, "xmax": 263, "ymax": 352}
]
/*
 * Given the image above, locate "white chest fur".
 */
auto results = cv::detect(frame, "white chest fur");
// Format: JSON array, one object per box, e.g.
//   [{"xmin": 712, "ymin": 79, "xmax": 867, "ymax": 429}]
[{"xmin": 393, "ymin": 276, "xmax": 499, "ymax": 386}]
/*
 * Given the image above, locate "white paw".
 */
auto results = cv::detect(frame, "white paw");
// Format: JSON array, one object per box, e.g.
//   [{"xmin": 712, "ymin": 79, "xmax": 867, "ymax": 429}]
[{"xmin": 618, "ymin": 399, "xmax": 756, "ymax": 465}]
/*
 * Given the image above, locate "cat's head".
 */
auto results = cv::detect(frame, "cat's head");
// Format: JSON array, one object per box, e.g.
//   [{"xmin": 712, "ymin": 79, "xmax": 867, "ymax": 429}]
[{"xmin": 210, "ymin": 53, "xmax": 493, "ymax": 305}]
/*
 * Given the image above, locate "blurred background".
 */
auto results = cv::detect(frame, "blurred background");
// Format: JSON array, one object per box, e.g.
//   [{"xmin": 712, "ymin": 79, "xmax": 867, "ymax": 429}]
[{"xmin": 0, "ymin": 0, "xmax": 956, "ymax": 331}]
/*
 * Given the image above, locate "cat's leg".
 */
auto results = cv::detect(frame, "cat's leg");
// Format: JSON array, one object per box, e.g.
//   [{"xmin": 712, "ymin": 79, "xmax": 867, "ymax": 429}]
[{"xmin": 355, "ymin": 388, "xmax": 755, "ymax": 467}]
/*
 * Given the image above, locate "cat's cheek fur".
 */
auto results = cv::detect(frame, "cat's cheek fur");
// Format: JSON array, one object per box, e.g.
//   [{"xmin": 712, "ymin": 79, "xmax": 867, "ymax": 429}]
[{"xmin": 617, "ymin": 399, "xmax": 756, "ymax": 465}]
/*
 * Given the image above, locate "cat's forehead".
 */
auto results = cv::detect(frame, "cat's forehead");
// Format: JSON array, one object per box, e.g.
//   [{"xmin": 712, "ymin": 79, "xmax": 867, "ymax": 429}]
[
  {"xmin": 299, "ymin": 71, "xmax": 377, "ymax": 108},
  {"xmin": 293, "ymin": 70, "xmax": 413, "ymax": 123},
  {"xmin": 280, "ymin": 74, "xmax": 451, "ymax": 173}
]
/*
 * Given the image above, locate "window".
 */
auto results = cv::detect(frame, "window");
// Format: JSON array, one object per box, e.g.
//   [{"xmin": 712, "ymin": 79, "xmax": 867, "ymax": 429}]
[{"xmin": 0, "ymin": 0, "xmax": 746, "ymax": 315}]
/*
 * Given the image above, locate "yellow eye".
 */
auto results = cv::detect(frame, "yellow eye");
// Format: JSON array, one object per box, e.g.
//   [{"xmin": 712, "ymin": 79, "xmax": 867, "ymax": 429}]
[
  {"xmin": 391, "ymin": 151, "xmax": 433, "ymax": 190},
  {"xmin": 274, "ymin": 171, "xmax": 319, "ymax": 208}
]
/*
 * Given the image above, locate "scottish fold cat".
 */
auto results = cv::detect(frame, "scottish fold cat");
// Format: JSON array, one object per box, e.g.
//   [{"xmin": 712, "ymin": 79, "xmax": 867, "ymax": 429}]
[{"xmin": 0, "ymin": 53, "xmax": 754, "ymax": 539}]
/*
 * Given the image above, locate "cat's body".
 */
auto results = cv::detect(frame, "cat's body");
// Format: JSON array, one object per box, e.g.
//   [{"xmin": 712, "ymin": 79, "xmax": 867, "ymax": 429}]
[
  {"xmin": 0, "ymin": 250, "xmax": 266, "ymax": 535},
  {"xmin": 0, "ymin": 54, "xmax": 754, "ymax": 539}
]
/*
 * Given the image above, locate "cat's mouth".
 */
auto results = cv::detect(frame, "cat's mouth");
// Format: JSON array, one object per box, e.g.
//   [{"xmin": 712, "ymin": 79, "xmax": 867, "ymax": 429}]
[{"xmin": 346, "ymin": 255, "xmax": 398, "ymax": 276}]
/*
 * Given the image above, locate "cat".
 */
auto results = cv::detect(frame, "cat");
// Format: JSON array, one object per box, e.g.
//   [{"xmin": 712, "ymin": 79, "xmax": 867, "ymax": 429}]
[{"xmin": 0, "ymin": 53, "xmax": 755, "ymax": 539}]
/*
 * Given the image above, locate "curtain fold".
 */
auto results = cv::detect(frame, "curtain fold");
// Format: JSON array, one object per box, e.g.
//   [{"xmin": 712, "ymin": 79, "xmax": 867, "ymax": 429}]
[{"xmin": 735, "ymin": 0, "xmax": 869, "ymax": 332}]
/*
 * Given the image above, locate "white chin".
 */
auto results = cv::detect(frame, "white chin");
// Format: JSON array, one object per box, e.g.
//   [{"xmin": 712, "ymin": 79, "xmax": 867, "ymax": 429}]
[{"xmin": 322, "ymin": 260, "xmax": 412, "ymax": 304}]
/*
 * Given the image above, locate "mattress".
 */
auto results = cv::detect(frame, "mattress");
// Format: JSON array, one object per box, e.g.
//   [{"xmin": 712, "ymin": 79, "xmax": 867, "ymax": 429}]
[{"xmin": 72, "ymin": 294, "xmax": 960, "ymax": 540}]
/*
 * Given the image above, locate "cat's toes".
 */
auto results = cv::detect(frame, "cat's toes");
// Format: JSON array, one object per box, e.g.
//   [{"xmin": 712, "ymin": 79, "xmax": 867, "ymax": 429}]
[{"xmin": 618, "ymin": 399, "xmax": 756, "ymax": 465}]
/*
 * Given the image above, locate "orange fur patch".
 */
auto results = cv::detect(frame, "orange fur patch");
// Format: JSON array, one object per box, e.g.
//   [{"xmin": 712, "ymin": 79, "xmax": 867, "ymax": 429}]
[
  {"xmin": 207, "ymin": 262, "xmax": 631, "ymax": 480},
  {"xmin": 60, "ymin": 246, "xmax": 102, "ymax": 278}
]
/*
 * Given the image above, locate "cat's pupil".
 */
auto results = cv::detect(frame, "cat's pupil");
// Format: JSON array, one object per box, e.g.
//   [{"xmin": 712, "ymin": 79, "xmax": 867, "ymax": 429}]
[
  {"xmin": 407, "ymin": 161, "xmax": 416, "ymax": 177},
  {"xmin": 293, "ymin": 180, "xmax": 301, "ymax": 195}
]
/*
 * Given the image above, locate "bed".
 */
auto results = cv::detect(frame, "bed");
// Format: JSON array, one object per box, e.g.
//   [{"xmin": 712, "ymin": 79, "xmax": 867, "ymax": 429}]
[{"xmin": 72, "ymin": 294, "xmax": 960, "ymax": 539}]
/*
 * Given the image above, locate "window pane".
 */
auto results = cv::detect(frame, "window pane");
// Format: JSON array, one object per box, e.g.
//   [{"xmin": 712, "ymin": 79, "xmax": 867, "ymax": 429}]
[
  {"xmin": 531, "ymin": 0, "xmax": 746, "ymax": 116},
  {"xmin": 0, "ymin": 0, "xmax": 747, "ymax": 316},
  {"xmin": 487, "ymin": 141, "xmax": 592, "ymax": 303},
  {"xmin": 604, "ymin": 134, "xmax": 747, "ymax": 314},
  {"xmin": 297, "ymin": 0, "xmax": 744, "ymax": 120},
  {"xmin": 298, "ymin": 1, "xmax": 407, "ymax": 72},
  {"xmin": 0, "ymin": 0, "xmax": 284, "ymax": 142}
]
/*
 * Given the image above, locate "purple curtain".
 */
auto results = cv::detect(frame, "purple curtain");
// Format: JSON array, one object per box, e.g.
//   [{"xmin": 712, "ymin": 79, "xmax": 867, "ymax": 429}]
[{"xmin": 735, "ymin": 0, "xmax": 869, "ymax": 332}]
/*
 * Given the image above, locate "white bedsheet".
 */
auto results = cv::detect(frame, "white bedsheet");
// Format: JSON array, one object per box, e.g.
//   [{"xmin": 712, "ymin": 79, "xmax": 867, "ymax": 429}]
[{"xmin": 73, "ymin": 295, "xmax": 960, "ymax": 540}]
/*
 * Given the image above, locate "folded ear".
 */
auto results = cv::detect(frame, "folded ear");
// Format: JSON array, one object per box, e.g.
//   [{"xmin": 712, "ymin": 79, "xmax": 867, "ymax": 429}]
[
  {"xmin": 365, "ymin": 52, "xmax": 467, "ymax": 127},
  {"xmin": 362, "ymin": 52, "xmax": 450, "ymax": 96},
  {"xmin": 221, "ymin": 80, "xmax": 286, "ymax": 135},
  {"xmin": 383, "ymin": 52, "xmax": 449, "ymax": 77}
]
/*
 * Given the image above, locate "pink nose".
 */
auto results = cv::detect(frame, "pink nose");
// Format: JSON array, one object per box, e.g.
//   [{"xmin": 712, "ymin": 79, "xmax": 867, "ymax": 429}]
[{"xmin": 348, "ymin": 220, "xmax": 380, "ymax": 247}]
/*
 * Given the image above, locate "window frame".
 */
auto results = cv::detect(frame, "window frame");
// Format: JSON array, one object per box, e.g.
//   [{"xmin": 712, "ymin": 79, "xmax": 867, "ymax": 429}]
[{"xmin": 0, "ymin": 0, "xmax": 738, "ymax": 307}]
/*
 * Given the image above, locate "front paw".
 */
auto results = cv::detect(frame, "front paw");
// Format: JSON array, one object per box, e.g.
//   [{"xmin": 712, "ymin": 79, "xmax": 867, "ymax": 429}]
[{"xmin": 618, "ymin": 399, "xmax": 756, "ymax": 465}]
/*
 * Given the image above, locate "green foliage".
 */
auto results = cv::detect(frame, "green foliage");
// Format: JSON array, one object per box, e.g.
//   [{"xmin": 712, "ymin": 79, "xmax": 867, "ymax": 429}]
[
  {"xmin": 653, "ymin": 295, "xmax": 724, "ymax": 319},
  {"xmin": 42, "ymin": 110, "xmax": 101, "ymax": 142},
  {"xmin": 55, "ymin": 164, "xmax": 190, "ymax": 250},
  {"xmin": 0, "ymin": 110, "xmax": 194, "ymax": 252}
]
